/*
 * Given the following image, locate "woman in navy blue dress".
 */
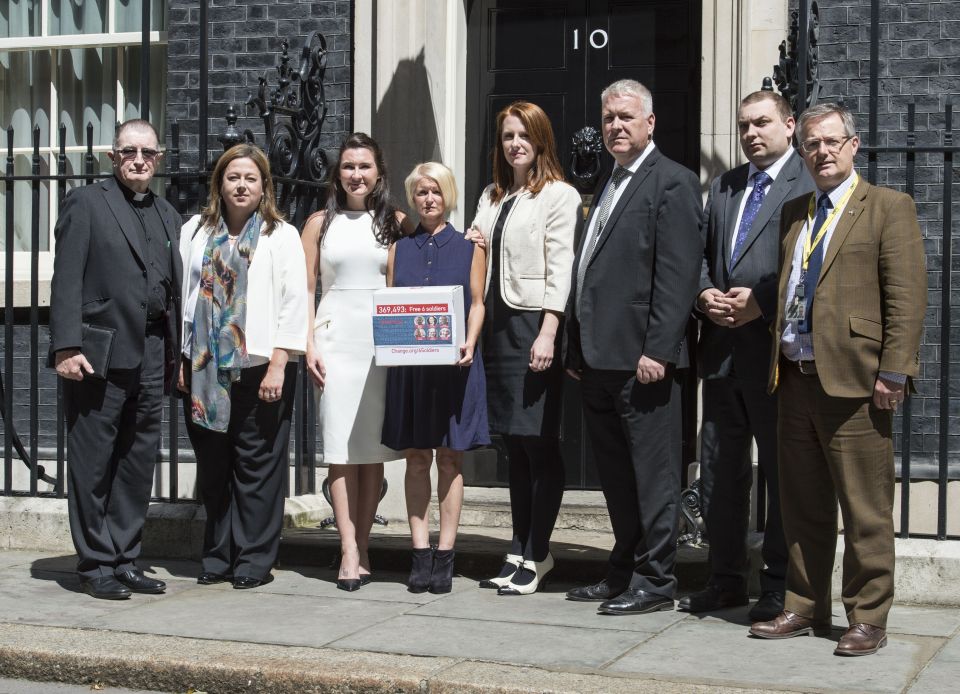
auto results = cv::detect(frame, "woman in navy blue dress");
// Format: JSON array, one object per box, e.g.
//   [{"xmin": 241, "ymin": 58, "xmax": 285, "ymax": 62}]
[{"xmin": 382, "ymin": 162, "xmax": 489, "ymax": 593}]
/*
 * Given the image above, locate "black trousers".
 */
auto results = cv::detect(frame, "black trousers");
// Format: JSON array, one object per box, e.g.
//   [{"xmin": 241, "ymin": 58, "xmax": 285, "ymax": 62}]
[
  {"xmin": 580, "ymin": 367, "xmax": 682, "ymax": 597},
  {"xmin": 504, "ymin": 434, "xmax": 565, "ymax": 562},
  {"xmin": 64, "ymin": 324, "xmax": 165, "ymax": 580},
  {"xmin": 185, "ymin": 362, "xmax": 297, "ymax": 580},
  {"xmin": 699, "ymin": 376, "xmax": 786, "ymax": 594}
]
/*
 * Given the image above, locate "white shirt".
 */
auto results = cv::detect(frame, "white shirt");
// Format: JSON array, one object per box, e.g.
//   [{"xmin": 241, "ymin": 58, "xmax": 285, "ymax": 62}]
[
  {"xmin": 582, "ymin": 140, "xmax": 656, "ymax": 245},
  {"xmin": 780, "ymin": 172, "xmax": 858, "ymax": 362},
  {"xmin": 729, "ymin": 147, "xmax": 795, "ymax": 257}
]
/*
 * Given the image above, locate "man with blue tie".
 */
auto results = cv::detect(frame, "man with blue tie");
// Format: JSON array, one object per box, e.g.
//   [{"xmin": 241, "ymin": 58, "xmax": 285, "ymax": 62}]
[
  {"xmin": 750, "ymin": 103, "xmax": 926, "ymax": 656},
  {"xmin": 679, "ymin": 91, "xmax": 813, "ymax": 622}
]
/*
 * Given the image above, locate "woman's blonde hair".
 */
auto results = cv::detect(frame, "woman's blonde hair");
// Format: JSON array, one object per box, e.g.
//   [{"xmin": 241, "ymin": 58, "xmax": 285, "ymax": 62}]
[
  {"xmin": 200, "ymin": 143, "xmax": 284, "ymax": 234},
  {"xmin": 404, "ymin": 161, "xmax": 458, "ymax": 213}
]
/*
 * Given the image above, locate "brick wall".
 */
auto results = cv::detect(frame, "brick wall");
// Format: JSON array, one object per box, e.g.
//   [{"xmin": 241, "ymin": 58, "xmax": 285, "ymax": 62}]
[
  {"xmin": 165, "ymin": 0, "xmax": 353, "ymax": 214},
  {"xmin": 790, "ymin": 0, "xmax": 960, "ymax": 469}
]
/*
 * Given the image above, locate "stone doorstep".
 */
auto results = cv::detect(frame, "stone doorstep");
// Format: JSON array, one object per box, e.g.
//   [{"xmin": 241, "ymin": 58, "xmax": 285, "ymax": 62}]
[{"xmin": 2, "ymin": 495, "xmax": 960, "ymax": 604}]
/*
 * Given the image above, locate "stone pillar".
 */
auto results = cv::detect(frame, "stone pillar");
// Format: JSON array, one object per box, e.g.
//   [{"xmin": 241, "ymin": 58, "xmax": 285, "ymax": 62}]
[
  {"xmin": 700, "ymin": 0, "xmax": 789, "ymax": 186},
  {"xmin": 353, "ymin": 0, "xmax": 468, "ymax": 229}
]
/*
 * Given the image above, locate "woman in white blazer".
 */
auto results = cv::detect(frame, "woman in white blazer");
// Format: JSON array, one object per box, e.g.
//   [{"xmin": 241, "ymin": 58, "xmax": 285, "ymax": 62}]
[
  {"xmin": 179, "ymin": 143, "xmax": 308, "ymax": 589},
  {"xmin": 469, "ymin": 101, "xmax": 582, "ymax": 595}
]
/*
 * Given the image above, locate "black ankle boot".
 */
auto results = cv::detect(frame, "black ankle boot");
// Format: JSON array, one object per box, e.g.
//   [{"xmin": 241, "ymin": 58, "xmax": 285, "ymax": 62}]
[
  {"xmin": 407, "ymin": 547, "xmax": 434, "ymax": 593},
  {"xmin": 429, "ymin": 548, "xmax": 455, "ymax": 594}
]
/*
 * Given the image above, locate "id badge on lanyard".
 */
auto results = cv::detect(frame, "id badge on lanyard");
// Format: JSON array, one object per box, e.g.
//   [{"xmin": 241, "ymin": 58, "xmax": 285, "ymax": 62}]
[{"xmin": 787, "ymin": 175, "xmax": 858, "ymax": 327}]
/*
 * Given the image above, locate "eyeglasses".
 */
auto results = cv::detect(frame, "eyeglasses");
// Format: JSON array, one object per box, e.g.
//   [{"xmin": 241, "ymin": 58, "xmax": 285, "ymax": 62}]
[
  {"xmin": 799, "ymin": 135, "xmax": 853, "ymax": 155},
  {"xmin": 114, "ymin": 146, "xmax": 161, "ymax": 161}
]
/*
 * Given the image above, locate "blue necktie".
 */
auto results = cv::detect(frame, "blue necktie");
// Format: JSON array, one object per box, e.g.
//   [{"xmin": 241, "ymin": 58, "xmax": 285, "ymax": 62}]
[
  {"xmin": 730, "ymin": 170, "xmax": 771, "ymax": 265},
  {"xmin": 798, "ymin": 193, "xmax": 832, "ymax": 334}
]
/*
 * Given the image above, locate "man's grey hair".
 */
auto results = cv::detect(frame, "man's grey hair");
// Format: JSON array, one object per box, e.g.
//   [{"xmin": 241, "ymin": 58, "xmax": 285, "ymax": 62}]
[
  {"xmin": 113, "ymin": 119, "xmax": 160, "ymax": 149},
  {"xmin": 601, "ymin": 79, "xmax": 653, "ymax": 116},
  {"xmin": 797, "ymin": 103, "xmax": 857, "ymax": 140}
]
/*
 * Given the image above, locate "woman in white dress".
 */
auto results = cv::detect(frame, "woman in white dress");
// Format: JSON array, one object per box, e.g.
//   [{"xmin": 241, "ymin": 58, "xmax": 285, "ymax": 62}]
[{"xmin": 301, "ymin": 133, "xmax": 406, "ymax": 591}]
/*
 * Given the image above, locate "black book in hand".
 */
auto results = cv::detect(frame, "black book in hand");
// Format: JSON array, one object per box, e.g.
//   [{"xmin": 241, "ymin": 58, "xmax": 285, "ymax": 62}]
[{"xmin": 81, "ymin": 323, "xmax": 116, "ymax": 379}]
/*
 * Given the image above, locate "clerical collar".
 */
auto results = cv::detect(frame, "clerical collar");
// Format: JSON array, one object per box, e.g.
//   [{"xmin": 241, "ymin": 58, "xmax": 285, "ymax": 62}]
[{"xmin": 116, "ymin": 176, "xmax": 153, "ymax": 204}]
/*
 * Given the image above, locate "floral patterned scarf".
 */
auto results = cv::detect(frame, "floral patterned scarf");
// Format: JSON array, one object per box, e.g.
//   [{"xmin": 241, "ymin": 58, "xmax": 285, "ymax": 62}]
[{"xmin": 189, "ymin": 212, "xmax": 262, "ymax": 431}]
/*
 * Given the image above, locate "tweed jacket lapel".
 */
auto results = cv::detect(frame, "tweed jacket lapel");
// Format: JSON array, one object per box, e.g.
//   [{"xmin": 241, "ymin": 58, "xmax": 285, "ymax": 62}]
[{"xmin": 817, "ymin": 177, "xmax": 869, "ymax": 286}]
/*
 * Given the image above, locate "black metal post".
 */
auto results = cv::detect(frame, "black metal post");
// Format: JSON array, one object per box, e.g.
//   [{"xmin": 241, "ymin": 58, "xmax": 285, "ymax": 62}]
[
  {"xmin": 141, "ymin": 0, "xmax": 151, "ymax": 120},
  {"xmin": 3, "ymin": 127, "xmax": 13, "ymax": 495},
  {"xmin": 168, "ymin": 122, "xmax": 180, "ymax": 501},
  {"xmin": 796, "ymin": 0, "xmax": 810, "ymax": 115},
  {"xmin": 55, "ymin": 125, "xmax": 66, "ymax": 497},
  {"xmin": 867, "ymin": 0, "xmax": 880, "ymax": 184},
  {"xmin": 199, "ymin": 0, "xmax": 209, "ymax": 186},
  {"xmin": 938, "ymin": 97, "xmax": 952, "ymax": 541},
  {"xmin": 29, "ymin": 127, "xmax": 40, "ymax": 495},
  {"xmin": 899, "ymin": 102, "xmax": 916, "ymax": 538},
  {"xmin": 84, "ymin": 123, "xmax": 95, "ymax": 184},
  {"xmin": 294, "ymin": 362, "xmax": 304, "ymax": 496}
]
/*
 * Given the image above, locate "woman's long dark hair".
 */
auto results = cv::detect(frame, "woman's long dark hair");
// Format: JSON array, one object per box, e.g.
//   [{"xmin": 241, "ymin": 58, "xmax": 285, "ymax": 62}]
[{"xmin": 314, "ymin": 133, "xmax": 403, "ymax": 247}]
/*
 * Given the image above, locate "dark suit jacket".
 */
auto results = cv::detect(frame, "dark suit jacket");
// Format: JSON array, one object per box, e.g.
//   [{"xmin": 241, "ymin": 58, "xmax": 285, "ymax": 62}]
[
  {"xmin": 566, "ymin": 147, "xmax": 703, "ymax": 372},
  {"xmin": 768, "ymin": 178, "xmax": 926, "ymax": 397},
  {"xmin": 48, "ymin": 176, "xmax": 184, "ymax": 392},
  {"xmin": 697, "ymin": 151, "xmax": 814, "ymax": 382}
]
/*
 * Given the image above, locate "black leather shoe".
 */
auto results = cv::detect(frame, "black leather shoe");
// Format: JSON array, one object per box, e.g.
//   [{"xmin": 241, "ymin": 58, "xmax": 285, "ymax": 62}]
[
  {"xmin": 197, "ymin": 572, "xmax": 230, "ymax": 585},
  {"xmin": 337, "ymin": 578, "xmax": 362, "ymax": 591},
  {"xmin": 232, "ymin": 574, "xmax": 274, "ymax": 589},
  {"xmin": 359, "ymin": 574, "xmax": 372, "ymax": 586},
  {"xmin": 81, "ymin": 576, "xmax": 131, "ymax": 600},
  {"xmin": 677, "ymin": 585, "xmax": 748, "ymax": 613},
  {"xmin": 598, "ymin": 588, "xmax": 674, "ymax": 615},
  {"xmin": 749, "ymin": 591, "xmax": 785, "ymax": 623},
  {"xmin": 566, "ymin": 579, "xmax": 627, "ymax": 602},
  {"xmin": 115, "ymin": 570, "xmax": 166, "ymax": 594}
]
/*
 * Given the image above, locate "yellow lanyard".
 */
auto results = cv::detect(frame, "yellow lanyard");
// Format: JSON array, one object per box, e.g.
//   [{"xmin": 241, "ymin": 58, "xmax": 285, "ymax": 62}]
[{"xmin": 801, "ymin": 173, "xmax": 858, "ymax": 272}]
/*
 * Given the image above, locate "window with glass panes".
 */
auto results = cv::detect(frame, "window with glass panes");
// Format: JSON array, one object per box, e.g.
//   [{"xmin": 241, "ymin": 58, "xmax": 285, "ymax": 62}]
[{"xmin": 0, "ymin": 0, "xmax": 167, "ymax": 266}]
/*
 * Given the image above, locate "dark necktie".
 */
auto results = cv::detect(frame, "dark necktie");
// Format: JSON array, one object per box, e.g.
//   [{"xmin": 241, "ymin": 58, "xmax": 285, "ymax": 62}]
[
  {"xmin": 575, "ymin": 166, "xmax": 630, "ymax": 314},
  {"xmin": 730, "ymin": 170, "xmax": 771, "ymax": 265},
  {"xmin": 798, "ymin": 193, "xmax": 832, "ymax": 334}
]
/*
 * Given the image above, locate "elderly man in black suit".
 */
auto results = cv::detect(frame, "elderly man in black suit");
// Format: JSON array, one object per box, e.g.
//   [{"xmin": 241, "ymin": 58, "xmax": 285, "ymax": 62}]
[
  {"xmin": 565, "ymin": 79, "xmax": 703, "ymax": 615},
  {"xmin": 678, "ymin": 91, "xmax": 814, "ymax": 622},
  {"xmin": 49, "ymin": 119, "xmax": 183, "ymax": 599}
]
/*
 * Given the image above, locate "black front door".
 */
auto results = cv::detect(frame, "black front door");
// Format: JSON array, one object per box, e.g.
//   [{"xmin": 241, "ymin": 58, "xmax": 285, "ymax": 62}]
[{"xmin": 465, "ymin": 0, "xmax": 701, "ymax": 488}]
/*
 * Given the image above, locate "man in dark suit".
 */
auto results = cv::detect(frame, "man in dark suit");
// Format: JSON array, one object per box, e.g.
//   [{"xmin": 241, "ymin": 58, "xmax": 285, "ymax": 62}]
[
  {"xmin": 565, "ymin": 79, "xmax": 703, "ymax": 615},
  {"xmin": 49, "ymin": 119, "xmax": 183, "ymax": 600},
  {"xmin": 678, "ymin": 91, "xmax": 814, "ymax": 622},
  {"xmin": 750, "ymin": 103, "xmax": 925, "ymax": 655}
]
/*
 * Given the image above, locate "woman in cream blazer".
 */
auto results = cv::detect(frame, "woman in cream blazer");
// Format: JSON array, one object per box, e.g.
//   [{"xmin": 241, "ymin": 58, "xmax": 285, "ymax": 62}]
[
  {"xmin": 179, "ymin": 144, "xmax": 308, "ymax": 590},
  {"xmin": 470, "ymin": 101, "xmax": 581, "ymax": 595}
]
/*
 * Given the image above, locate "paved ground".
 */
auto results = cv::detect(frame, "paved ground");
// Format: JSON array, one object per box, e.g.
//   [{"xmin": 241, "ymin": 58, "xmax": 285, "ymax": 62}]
[
  {"xmin": 0, "ymin": 677, "xmax": 166, "ymax": 694},
  {"xmin": 0, "ymin": 549, "xmax": 958, "ymax": 693}
]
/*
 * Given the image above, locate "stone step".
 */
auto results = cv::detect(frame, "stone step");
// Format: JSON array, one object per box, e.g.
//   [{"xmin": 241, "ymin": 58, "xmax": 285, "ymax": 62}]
[{"xmin": 457, "ymin": 487, "xmax": 613, "ymax": 532}]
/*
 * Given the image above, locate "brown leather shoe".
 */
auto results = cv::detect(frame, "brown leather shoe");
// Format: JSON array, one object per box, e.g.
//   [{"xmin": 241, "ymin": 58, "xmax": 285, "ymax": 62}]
[
  {"xmin": 834, "ymin": 623, "xmax": 888, "ymax": 656},
  {"xmin": 749, "ymin": 610, "xmax": 832, "ymax": 639}
]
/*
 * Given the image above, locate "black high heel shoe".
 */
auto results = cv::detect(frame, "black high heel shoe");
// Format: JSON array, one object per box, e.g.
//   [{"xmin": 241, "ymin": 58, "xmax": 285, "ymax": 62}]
[
  {"xmin": 429, "ymin": 548, "xmax": 455, "ymax": 594},
  {"xmin": 337, "ymin": 578, "xmax": 362, "ymax": 592},
  {"xmin": 408, "ymin": 547, "xmax": 434, "ymax": 593}
]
